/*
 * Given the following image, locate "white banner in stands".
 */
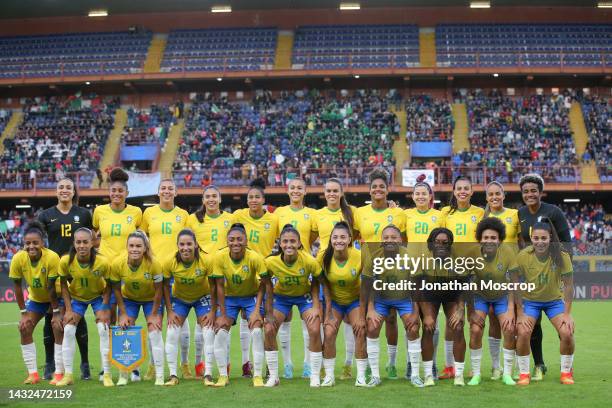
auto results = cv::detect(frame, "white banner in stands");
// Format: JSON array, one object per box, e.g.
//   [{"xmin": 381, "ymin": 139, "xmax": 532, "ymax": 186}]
[
  {"xmin": 127, "ymin": 172, "xmax": 161, "ymax": 198},
  {"xmin": 402, "ymin": 169, "xmax": 435, "ymax": 187}
]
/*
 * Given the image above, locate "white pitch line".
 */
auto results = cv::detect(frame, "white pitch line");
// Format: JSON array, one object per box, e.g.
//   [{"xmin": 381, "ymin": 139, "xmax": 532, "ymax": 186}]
[{"xmin": 0, "ymin": 322, "xmax": 18, "ymax": 326}]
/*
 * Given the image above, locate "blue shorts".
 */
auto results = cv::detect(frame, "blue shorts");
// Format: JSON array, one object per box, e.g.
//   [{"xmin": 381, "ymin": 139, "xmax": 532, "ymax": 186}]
[
  {"xmin": 25, "ymin": 299, "xmax": 50, "ymax": 315},
  {"xmin": 124, "ymin": 298, "xmax": 163, "ymax": 319},
  {"xmin": 474, "ymin": 295, "xmax": 509, "ymax": 316},
  {"xmin": 331, "ymin": 299, "xmax": 360, "ymax": 316},
  {"xmin": 374, "ymin": 298, "xmax": 413, "ymax": 318},
  {"xmin": 273, "ymin": 294, "xmax": 313, "ymax": 316},
  {"xmin": 172, "ymin": 295, "xmax": 211, "ymax": 318},
  {"xmin": 522, "ymin": 299, "xmax": 565, "ymax": 320},
  {"xmin": 225, "ymin": 296, "xmax": 256, "ymax": 322},
  {"xmin": 71, "ymin": 296, "xmax": 109, "ymax": 317}
]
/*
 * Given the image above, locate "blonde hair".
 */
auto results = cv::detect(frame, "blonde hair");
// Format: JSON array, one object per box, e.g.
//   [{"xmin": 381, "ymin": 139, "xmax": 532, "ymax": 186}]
[{"xmin": 127, "ymin": 229, "xmax": 154, "ymax": 264}]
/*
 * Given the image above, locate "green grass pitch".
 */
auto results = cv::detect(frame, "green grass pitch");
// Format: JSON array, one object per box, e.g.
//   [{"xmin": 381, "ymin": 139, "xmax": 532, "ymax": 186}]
[{"xmin": 0, "ymin": 302, "xmax": 608, "ymax": 408}]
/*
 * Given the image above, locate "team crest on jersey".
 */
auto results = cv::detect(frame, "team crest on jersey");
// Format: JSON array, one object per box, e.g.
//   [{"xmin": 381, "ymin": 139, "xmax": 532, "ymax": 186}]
[
  {"xmin": 195, "ymin": 269, "xmax": 203, "ymax": 277},
  {"xmin": 471, "ymin": 216, "xmax": 477, "ymax": 223},
  {"xmin": 264, "ymin": 223, "xmax": 270, "ymax": 231},
  {"xmin": 74, "ymin": 215, "xmax": 80, "ymax": 222},
  {"xmin": 299, "ymin": 268, "xmax": 305, "ymax": 275},
  {"xmin": 431, "ymin": 216, "xmax": 437, "ymax": 222},
  {"xmin": 387, "ymin": 215, "xmax": 393, "ymax": 223},
  {"xmin": 41, "ymin": 267, "xmax": 47, "ymax": 274},
  {"xmin": 144, "ymin": 272, "xmax": 152, "ymax": 280},
  {"xmin": 92, "ymin": 269, "xmax": 101, "ymax": 277},
  {"xmin": 506, "ymin": 217, "xmax": 512, "ymax": 224},
  {"xmin": 497, "ymin": 263, "xmax": 503, "ymax": 272},
  {"xmin": 304, "ymin": 213, "xmax": 310, "ymax": 220},
  {"xmin": 127, "ymin": 216, "xmax": 133, "ymax": 224},
  {"xmin": 176, "ymin": 216, "xmax": 182, "ymax": 223},
  {"xmin": 224, "ymin": 220, "xmax": 230, "ymax": 228},
  {"xmin": 351, "ymin": 268, "xmax": 357, "ymax": 277},
  {"xmin": 242, "ymin": 265, "xmax": 249, "ymax": 272}
]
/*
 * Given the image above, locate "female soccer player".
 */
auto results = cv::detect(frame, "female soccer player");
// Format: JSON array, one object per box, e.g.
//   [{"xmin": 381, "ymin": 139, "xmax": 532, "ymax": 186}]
[
  {"xmin": 187, "ymin": 185, "xmax": 233, "ymax": 254},
  {"xmin": 482, "ymin": 180, "xmax": 520, "ymax": 380},
  {"xmin": 38, "ymin": 177, "xmax": 93, "ymax": 381},
  {"xmin": 518, "ymin": 173, "xmax": 572, "ymax": 381},
  {"xmin": 231, "ymin": 179, "xmax": 278, "ymax": 377},
  {"xmin": 211, "ymin": 223, "xmax": 272, "ymax": 388},
  {"xmin": 111, "ymin": 231, "xmax": 164, "ymax": 386},
  {"xmin": 162, "ymin": 229, "xmax": 216, "ymax": 386},
  {"xmin": 93, "ymin": 168, "xmax": 142, "ymax": 381},
  {"xmin": 9, "ymin": 222, "xmax": 61, "ymax": 384},
  {"xmin": 354, "ymin": 169, "xmax": 405, "ymax": 380},
  {"xmin": 418, "ymin": 227, "xmax": 467, "ymax": 387},
  {"xmin": 273, "ymin": 178, "xmax": 316, "ymax": 379},
  {"xmin": 404, "ymin": 181, "xmax": 443, "ymax": 379},
  {"xmin": 263, "ymin": 224, "xmax": 322, "ymax": 387},
  {"xmin": 439, "ymin": 176, "xmax": 484, "ymax": 381},
  {"xmin": 51, "ymin": 228, "xmax": 113, "ymax": 387},
  {"xmin": 319, "ymin": 221, "xmax": 368, "ymax": 387},
  {"xmin": 467, "ymin": 217, "xmax": 517, "ymax": 386},
  {"xmin": 141, "ymin": 179, "xmax": 193, "ymax": 380},
  {"xmin": 310, "ymin": 178, "xmax": 357, "ymax": 380},
  {"xmin": 514, "ymin": 221, "xmax": 574, "ymax": 386},
  {"xmin": 362, "ymin": 225, "xmax": 423, "ymax": 388}
]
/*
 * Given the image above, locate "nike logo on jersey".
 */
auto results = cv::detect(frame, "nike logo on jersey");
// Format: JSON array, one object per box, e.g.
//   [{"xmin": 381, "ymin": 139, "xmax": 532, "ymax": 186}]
[{"xmin": 50, "ymin": 219, "xmax": 57, "ymax": 222}]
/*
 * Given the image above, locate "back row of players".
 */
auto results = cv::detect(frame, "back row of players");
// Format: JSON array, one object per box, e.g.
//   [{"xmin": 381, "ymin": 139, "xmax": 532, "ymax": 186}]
[{"xmin": 10, "ymin": 167, "xmax": 575, "ymax": 388}]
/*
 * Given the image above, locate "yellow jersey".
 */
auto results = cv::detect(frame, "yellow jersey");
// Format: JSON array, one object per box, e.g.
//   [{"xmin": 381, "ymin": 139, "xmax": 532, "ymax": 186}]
[
  {"xmin": 318, "ymin": 247, "xmax": 361, "ymax": 305},
  {"xmin": 110, "ymin": 255, "xmax": 162, "ymax": 302},
  {"xmin": 312, "ymin": 205, "xmax": 357, "ymax": 253},
  {"xmin": 354, "ymin": 205, "xmax": 406, "ymax": 242},
  {"xmin": 141, "ymin": 205, "xmax": 189, "ymax": 262},
  {"xmin": 93, "ymin": 204, "xmax": 142, "ymax": 260},
  {"xmin": 57, "ymin": 255, "xmax": 110, "ymax": 302},
  {"xmin": 488, "ymin": 208, "xmax": 520, "ymax": 244},
  {"xmin": 441, "ymin": 205, "xmax": 484, "ymax": 243},
  {"xmin": 231, "ymin": 209, "xmax": 279, "ymax": 257},
  {"xmin": 516, "ymin": 246, "xmax": 573, "ymax": 302},
  {"xmin": 404, "ymin": 208, "xmax": 444, "ymax": 243},
  {"xmin": 212, "ymin": 248, "xmax": 268, "ymax": 297},
  {"xmin": 163, "ymin": 255, "xmax": 214, "ymax": 303},
  {"xmin": 9, "ymin": 248, "xmax": 60, "ymax": 303},
  {"xmin": 274, "ymin": 205, "xmax": 316, "ymax": 250},
  {"xmin": 265, "ymin": 251, "xmax": 321, "ymax": 297},
  {"xmin": 471, "ymin": 245, "xmax": 518, "ymax": 300},
  {"xmin": 186, "ymin": 211, "xmax": 233, "ymax": 254}
]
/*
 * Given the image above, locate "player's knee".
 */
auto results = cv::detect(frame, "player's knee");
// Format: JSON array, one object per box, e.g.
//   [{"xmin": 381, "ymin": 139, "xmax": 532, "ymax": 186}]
[
  {"xmin": 263, "ymin": 322, "xmax": 276, "ymax": 338},
  {"xmin": 517, "ymin": 324, "xmax": 532, "ymax": 338},
  {"xmin": 470, "ymin": 323, "xmax": 483, "ymax": 339},
  {"xmin": 323, "ymin": 325, "xmax": 336, "ymax": 341}
]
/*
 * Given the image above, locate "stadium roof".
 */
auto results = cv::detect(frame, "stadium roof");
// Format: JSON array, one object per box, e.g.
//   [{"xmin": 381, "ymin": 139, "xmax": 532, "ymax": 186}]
[{"xmin": 0, "ymin": 0, "xmax": 603, "ymax": 19}]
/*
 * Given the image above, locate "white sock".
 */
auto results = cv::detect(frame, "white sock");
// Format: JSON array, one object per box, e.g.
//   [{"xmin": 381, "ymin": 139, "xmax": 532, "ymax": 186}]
[
  {"xmin": 214, "ymin": 329, "xmax": 229, "ymax": 376},
  {"xmin": 96, "ymin": 322, "xmax": 111, "ymax": 374},
  {"xmin": 54, "ymin": 343, "xmax": 64, "ymax": 375},
  {"xmin": 517, "ymin": 355, "xmax": 530, "ymax": 375},
  {"xmin": 149, "ymin": 330, "xmax": 164, "ymax": 381},
  {"xmin": 432, "ymin": 322, "xmax": 440, "ymax": 366},
  {"xmin": 344, "ymin": 323, "xmax": 355, "ymax": 366},
  {"xmin": 240, "ymin": 318, "xmax": 251, "ymax": 365},
  {"xmin": 561, "ymin": 354, "xmax": 574, "ymax": 373},
  {"xmin": 180, "ymin": 318, "xmax": 190, "ymax": 365},
  {"xmin": 266, "ymin": 350, "xmax": 279, "ymax": 380},
  {"xmin": 227, "ymin": 328, "xmax": 232, "ymax": 363},
  {"xmin": 405, "ymin": 331, "xmax": 411, "ymax": 366},
  {"xmin": 301, "ymin": 320, "xmax": 310, "ymax": 364},
  {"xmin": 320, "ymin": 323, "xmax": 324, "ymax": 343},
  {"xmin": 203, "ymin": 327, "xmax": 215, "ymax": 376},
  {"xmin": 279, "ymin": 322, "xmax": 292, "ymax": 366},
  {"xmin": 503, "ymin": 348, "xmax": 515, "ymax": 376},
  {"xmin": 323, "ymin": 358, "xmax": 335, "ymax": 379},
  {"xmin": 165, "ymin": 325, "xmax": 181, "ymax": 377},
  {"xmin": 194, "ymin": 324, "xmax": 203, "ymax": 365},
  {"xmin": 21, "ymin": 343, "xmax": 37, "ymax": 374},
  {"xmin": 408, "ymin": 338, "xmax": 422, "ymax": 377},
  {"xmin": 424, "ymin": 360, "xmax": 433, "ymax": 378},
  {"xmin": 488, "ymin": 337, "xmax": 501, "ymax": 370},
  {"xmin": 251, "ymin": 328, "xmax": 264, "ymax": 377},
  {"xmin": 387, "ymin": 344, "xmax": 398, "ymax": 367},
  {"xmin": 445, "ymin": 340, "xmax": 455, "ymax": 367},
  {"xmin": 356, "ymin": 358, "xmax": 367, "ymax": 382},
  {"xmin": 310, "ymin": 351, "xmax": 322, "ymax": 382},
  {"xmin": 148, "ymin": 340, "xmax": 154, "ymax": 365},
  {"xmin": 366, "ymin": 337, "xmax": 380, "ymax": 378},
  {"xmin": 61, "ymin": 324, "xmax": 77, "ymax": 374},
  {"xmin": 470, "ymin": 348, "xmax": 482, "ymax": 377},
  {"xmin": 454, "ymin": 361, "xmax": 465, "ymax": 377}
]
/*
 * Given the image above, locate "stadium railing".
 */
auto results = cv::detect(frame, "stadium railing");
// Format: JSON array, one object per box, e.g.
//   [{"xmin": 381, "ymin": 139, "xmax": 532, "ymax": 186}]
[{"xmin": 436, "ymin": 50, "xmax": 612, "ymax": 68}]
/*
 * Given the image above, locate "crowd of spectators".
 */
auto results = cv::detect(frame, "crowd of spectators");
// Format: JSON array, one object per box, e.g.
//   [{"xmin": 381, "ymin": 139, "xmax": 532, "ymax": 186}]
[
  {"xmin": 405, "ymin": 95, "xmax": 454, "ymax": 142},
  {"xmin": 174, "ymin": 89, "xmax": 397, "ymax": 186},
  {"xmin": 121, "ymin": 103, "xmax": 180, "ymax": 146},
  {"xmin": 0, "ymin": 94, "xmax": 118, "ymax": 189},
  {"xmin": 560, "ymin": 203, "xmax": 611, "ymax": 257},
  {"xmin": 0, "ymin": 208, "xmax": 39, "ymax": 265},
  {"xmin": 578, "ymin": 94, "xmax": 611, "ymax": 181}
]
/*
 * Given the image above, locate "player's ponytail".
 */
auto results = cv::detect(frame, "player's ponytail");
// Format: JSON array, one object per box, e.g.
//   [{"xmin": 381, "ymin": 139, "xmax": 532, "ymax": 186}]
[
  {"xmin": 327, "ymin": 178, "xmax": 354, "ymax": 233},
  {"xmin": 109, "ymin": 168, "xmax": 129, "ymax": 187},
  {"xmin": 322, "ymin": 221, "xmax": 352, "ymax": 276}
]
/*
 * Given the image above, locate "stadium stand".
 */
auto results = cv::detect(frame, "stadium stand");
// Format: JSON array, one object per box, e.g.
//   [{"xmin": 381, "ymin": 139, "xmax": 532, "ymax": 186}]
[
  {"xmin": 161, "ymin": 28, "xmax": 277, "ymax": 73},
  {"xmin": 0, "ymin": 95, "xmax": 118, "ymax": 190},
  {"xmin": 122, "ymin": 104, "xmax": 177, "ymax": 146},
  {"xmin": 579, "ymin": 94, "xmax": 611, "ymax": 182},
  {"xmin": 0, "ymin": 31, "xmax": 152, "ymax": 78},
  {"xmin": 0, "ymin": 109, "xmax": 9, "ymax": 135},
  {"xmin": 292, "ymin": 25, "xmax": 419, "ymax": 69},
  {"xmin": 405, "ymin": 95, "xmax": 454, "ymax": 142},
  {"xmin": 436, "ymin": 24, "xmax": 612, "ymax": 68},
  {"xmin": 172, "ymin": 89, "xmax": 397, "ymax": 187}
]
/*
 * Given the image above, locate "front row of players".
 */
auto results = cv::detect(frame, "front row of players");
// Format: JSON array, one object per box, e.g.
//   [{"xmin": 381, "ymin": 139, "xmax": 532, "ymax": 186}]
[{"xmin": 11, "ymin": 215, "xmax": 575, "ymax": 388}]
